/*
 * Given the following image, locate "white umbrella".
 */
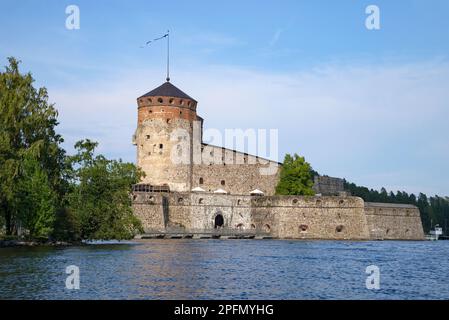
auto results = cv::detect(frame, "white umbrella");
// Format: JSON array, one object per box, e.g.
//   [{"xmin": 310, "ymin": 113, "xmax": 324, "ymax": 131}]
[
  {"xmin": 250, "ymin": 189, "xmax": 264, "ymax": 195},
  {"xmin": 191, "ymin": 186, "xmax": 206, "ymax": 192},
  {"xmin": 213, "ymin": 188, "xmax": 228, "ymax": 194}
]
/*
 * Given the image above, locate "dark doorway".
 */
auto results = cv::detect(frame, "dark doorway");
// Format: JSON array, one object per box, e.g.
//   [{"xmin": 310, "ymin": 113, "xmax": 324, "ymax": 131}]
[
  {"xmin": 214, "ymin": 214, "xmax": 224, "ymax": 229},
  {"xmin": 162, "ymin": 196, "xmax": 169, "ymax": 228}
]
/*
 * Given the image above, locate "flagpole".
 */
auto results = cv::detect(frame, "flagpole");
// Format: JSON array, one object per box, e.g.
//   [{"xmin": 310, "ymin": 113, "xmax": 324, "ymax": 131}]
[
  {"xmin": 140, "ymin": 31, "xmax": 170, "ymax": 81},
  {"xmin": 166, "ymin": 30, "xmax": 170, "ymax": 82}
]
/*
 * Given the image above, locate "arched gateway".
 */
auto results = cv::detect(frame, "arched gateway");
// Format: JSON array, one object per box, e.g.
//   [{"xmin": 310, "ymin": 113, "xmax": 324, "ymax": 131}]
[{"xmin": 214, "ymin": 214, "xmax": 224, "ymax": 229}]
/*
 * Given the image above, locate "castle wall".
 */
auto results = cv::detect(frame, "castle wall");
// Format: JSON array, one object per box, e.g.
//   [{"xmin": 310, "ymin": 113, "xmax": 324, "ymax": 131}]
[
  {"xmin": 134, "ymin": 193, "xmax": 418, "ymax": 240},
  {"xmin": 133, "ymin": 193, "xmax": 424, "ymax": 240},
  {"xmin": 313, "ymin": 175, "xmax": 346, "ymax": 196},
  {"xmin": 364, "ymin": 202, "xmax": 424, "ymax": 240},
  {"xmin": 133, "ymin": 193, "xmax": 253, "ymax": 232},
  {"xmin": 253, "ymin": 196, "xmax": 369, "ymax": 240},
  {"xmin": 132, "ymin": 193, "xmax": 166, "ymax": 232},
  {"xmin": 192, "ymin": 144, "xmax": 280, "ymax": 196}
]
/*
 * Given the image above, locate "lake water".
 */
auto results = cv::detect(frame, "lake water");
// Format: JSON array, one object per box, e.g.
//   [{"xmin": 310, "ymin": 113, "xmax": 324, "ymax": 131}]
[{"xmin": 0, "ymin": 240, "xmax": 448, "ymax": 300}]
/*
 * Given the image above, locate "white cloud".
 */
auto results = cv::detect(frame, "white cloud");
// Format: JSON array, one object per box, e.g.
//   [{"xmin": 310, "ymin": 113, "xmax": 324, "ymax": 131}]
[{"xmin": 48, "ymin": 59, "xmax": 449, "ymax": 196}]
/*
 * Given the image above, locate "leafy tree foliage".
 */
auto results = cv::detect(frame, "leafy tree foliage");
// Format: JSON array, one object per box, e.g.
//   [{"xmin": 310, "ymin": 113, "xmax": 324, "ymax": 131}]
[
  {"xmin": 276, "ymin": 153, "xmax": 315, "ymax": 196},
  {"xmin": 65, "ymin": 140, "xmax": 144, "ymax": 240},
  {"xmin": 15, "ymin": 156, "xmax": 58, "ymax": 238},
  {"xmin": 1, "ymin": 58, "xmax": 143, "ymax": 240},
  {"xmin": 0, "ymin": 57, "xmax": 65, "ymax": 237}
]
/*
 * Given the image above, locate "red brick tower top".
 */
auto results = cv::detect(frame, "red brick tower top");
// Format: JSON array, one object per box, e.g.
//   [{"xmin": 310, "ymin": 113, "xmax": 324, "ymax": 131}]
[{"xmin": 136, "ymin": 81, "xmax": 199, "ymax": 125}]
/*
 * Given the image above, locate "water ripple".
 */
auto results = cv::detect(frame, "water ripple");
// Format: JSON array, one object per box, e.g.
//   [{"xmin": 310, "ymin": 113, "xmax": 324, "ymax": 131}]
[{"xmin": 0, "ymin": 240, "xmax": 448, "ymax": 299}]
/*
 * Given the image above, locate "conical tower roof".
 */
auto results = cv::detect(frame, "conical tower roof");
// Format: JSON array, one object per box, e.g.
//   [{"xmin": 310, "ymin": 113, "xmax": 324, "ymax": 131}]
[{"xmin": 139, "ymin": 81, "xmax": 196, "ymax": 101}]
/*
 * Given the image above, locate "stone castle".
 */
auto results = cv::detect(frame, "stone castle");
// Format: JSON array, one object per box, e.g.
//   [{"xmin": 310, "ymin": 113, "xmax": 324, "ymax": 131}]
[{"xmin": 131, "ymin": 80, "xmax": 424, "ymax": 240}]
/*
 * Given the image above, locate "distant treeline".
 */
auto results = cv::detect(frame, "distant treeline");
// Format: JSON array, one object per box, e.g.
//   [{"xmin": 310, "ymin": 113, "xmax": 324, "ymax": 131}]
[{"xmin": 344, "ymin": 181, "xmax": 449, "ymax": 233}]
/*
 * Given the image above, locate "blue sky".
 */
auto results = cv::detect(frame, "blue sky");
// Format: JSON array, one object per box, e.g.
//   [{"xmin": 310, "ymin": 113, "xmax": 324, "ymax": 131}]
[{"xmin": 1, "ymin": 0, "xmax": 449, "ymax": 196}]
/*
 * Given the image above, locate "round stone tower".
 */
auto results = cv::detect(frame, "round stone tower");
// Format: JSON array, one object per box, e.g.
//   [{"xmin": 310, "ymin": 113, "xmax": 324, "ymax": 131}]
[{"xmin": 133, "ymin": 81, "xmax": 202, "ymax": 192}]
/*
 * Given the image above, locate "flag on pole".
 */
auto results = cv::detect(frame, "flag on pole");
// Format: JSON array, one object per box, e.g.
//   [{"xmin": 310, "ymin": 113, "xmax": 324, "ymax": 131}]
[
  {"xmin": 140, "ymin": 32, "xmax": 169, "ymax": 48},
  {"xmin": 140, "ymin": 31, "xmax": 171, "ymax": 82}
]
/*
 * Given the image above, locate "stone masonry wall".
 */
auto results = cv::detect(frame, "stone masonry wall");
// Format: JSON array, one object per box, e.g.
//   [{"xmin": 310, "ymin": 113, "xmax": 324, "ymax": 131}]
[
  {"xmin": 253, "ymin": 196, "xmax": 369, "ymax": 240},
  {"xmin": 133, "ymin": 192, "xmax": 424, "ymax": 240},
  {"xmin": 134, "ymin": 118, "xmax": 193, "ymax": 192},
  {"xmin": 193, "ymin": 144, "xmax": 280, "ymax": 196},
  {"xmin": 132, "ymin": 193, "xmax": 165, "ymax": 232},
  {"xmin": 313, "ymin": 175, "xmax": 346, "ymax": 196},
  {"xmin": 364, "ymin": 202, "xmax": 424, "ymax": 240},
  {"xmin": 133, "ymin": 193, "xmax": 424, "ymax": 240}
]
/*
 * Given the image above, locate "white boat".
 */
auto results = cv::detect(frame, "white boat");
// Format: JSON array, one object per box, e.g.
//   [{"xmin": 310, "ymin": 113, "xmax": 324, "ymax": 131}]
[{"xmin": 426, "ymin": 225, "xmax": 443, "ymax": 241}]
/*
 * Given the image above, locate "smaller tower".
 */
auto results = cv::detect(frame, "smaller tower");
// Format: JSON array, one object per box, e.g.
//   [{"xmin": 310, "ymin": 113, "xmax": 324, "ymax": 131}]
[{"xmin": 133, "ymin": 81, "xmax": 202, "ymax": 191}]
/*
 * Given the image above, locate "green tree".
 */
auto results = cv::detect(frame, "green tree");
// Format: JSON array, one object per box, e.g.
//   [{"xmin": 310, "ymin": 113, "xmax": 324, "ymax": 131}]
[
  {"xmin": 15, "ymin": 155, "xmax": 58, "ymax": 238},
  {"xmin": 0, "ymin": 212, "xmax": 5, "ymax": 234},
  {"xmin": 65, "ymin": 140, "xmax": 144, "ymax": 240},
  {"xmin": 0, "ymin": 57, "xmax": 65, "ymax": 236},
  {"xmin": 380, "ymin": 187, "xmax": 388, "ymax": 200},
  {"xmin": 416, "ymin": 193, "xmax": 431, "ymax": 232},
  {"xmin": 275, "ymin": 153, "xmax": 315, "ymax": 196}
]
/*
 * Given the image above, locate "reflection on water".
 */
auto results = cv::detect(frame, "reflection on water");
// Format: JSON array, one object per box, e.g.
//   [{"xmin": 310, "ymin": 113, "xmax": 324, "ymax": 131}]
[{"xmin": 0, "ymin": 240, "xmax": 448, "ymax": 299}]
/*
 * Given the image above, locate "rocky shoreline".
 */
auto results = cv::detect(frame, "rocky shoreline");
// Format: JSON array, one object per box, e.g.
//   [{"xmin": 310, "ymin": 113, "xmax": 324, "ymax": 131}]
[{"xmin": 0, "ymin": 240, "xmax": 80, "ymax": 248}]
